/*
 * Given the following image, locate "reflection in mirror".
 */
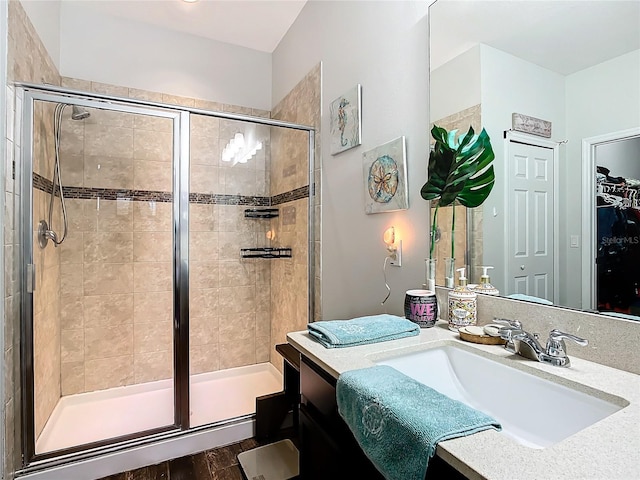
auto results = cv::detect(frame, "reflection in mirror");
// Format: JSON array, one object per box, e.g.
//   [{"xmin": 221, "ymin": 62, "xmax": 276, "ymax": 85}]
[{"xmin": 429, "ymin": 0, "xmax": 640, "ymax": 320}]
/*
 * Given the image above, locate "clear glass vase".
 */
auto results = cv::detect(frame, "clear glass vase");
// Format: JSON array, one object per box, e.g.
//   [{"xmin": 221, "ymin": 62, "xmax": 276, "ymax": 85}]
[
  {"xmin": 425, "ymin": 258, "xmax": 437, "ymax": 291},
  {"xmin": 444, "ymin": 257, "xmax": 455, "ymax": 288}
]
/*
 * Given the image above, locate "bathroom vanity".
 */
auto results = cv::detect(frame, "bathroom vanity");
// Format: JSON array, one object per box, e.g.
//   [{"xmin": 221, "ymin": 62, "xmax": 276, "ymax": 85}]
[{"xmin": 286, "ymin": 322, "xmax": 640, "ymax": 480}]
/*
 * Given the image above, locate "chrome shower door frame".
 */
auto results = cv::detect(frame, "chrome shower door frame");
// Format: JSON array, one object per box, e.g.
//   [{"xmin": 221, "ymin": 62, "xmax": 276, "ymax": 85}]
[{"xmin": 19, "ymin": 88, "xmax": 190, "ymax": 465}]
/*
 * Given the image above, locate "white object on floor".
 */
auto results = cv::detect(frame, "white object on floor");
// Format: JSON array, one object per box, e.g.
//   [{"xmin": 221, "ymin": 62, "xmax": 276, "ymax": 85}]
[
  {"xmin": 36, "ymin": 362, "xmax": 282, "ymax": 454},
  {"xmin": 238, "ymin": 439, "xmax": 299, "ymax": 480}
]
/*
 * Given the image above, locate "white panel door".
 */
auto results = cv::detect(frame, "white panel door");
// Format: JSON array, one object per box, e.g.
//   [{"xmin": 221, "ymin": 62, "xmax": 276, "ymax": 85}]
[{"xmin": 507, "ymin": 141, "xmax": 555, "ymax": 302}]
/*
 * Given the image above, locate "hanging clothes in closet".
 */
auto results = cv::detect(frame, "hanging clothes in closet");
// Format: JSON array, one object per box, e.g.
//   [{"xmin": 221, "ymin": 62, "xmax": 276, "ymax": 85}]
[{"xmin": 596, "ymin": 166, "xmax": 640, "ymax": 315}]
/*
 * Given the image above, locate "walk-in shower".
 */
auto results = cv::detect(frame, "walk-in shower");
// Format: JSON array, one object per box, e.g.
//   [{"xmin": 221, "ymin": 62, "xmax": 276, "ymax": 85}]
[
  {"xmin": 37, "ymin": 103, "xmax": 91, "ymax": 249},
  {"xmin": 18, "ymin": 84, "xmax": 314, "ymax": 473}
]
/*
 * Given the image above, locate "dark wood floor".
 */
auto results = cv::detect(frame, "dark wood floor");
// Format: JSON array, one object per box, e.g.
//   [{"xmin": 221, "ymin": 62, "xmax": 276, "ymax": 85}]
[{"xmin": 98, "ymin": 434, "xmax": 293, "ymax": 480}]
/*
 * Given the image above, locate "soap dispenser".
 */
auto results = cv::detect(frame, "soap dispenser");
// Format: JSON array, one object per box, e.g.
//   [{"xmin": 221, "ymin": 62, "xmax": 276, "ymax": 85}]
[
  {"xmin": 448, "ymin": 267, "xmax": 477, "ymax": 332},
  {"xmin": 475, "ymin": 266, "xmax": 500, "ymax": 296}
]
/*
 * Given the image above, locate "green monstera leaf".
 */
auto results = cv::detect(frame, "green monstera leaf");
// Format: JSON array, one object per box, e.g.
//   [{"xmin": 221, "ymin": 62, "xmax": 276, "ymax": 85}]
[
  {"xmin": 421, "ymin": 125, "xmax": 495, "ymax": 208},
  {"xmin": 422, "ymin": 125, "xmax": 495, "ymax": 259}
]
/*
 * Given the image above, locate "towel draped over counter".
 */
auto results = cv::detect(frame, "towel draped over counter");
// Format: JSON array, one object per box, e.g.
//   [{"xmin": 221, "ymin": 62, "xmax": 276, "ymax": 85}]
[
  {"xmin": 337, "ymin": 365, "xmax": 501, "ymax": 480},
  {"xmin": 307, "ymin": 314, "xmax": 420, "ymax": 348}
]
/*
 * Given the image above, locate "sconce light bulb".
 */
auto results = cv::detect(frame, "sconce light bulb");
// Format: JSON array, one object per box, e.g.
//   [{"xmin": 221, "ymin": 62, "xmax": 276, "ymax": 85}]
[{"xmin": 383, "ymin": 226, "xmax": 397, "ymax": 252}]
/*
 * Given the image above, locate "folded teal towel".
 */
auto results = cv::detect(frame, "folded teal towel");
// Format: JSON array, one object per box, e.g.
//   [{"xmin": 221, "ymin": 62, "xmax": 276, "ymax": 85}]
[
  {"xmin": 307, "ymin": 314, "xmax": 420, "ymax": 348},
  {"xmin": 337, "ymin": 365, "xmax": 501, "ymax": 480}
]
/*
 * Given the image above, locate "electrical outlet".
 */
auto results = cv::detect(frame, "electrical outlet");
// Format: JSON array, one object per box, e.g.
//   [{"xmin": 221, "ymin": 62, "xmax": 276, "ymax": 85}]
[{"xmin": 389, "ymin": 240, "xmax": 402, "ymax": 267}]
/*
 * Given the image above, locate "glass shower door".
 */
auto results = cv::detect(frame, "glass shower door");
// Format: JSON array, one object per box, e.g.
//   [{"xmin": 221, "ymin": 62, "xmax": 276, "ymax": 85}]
[{"xmin": 23, "ymin": 92, "xmax": 184, "ymax": 458}]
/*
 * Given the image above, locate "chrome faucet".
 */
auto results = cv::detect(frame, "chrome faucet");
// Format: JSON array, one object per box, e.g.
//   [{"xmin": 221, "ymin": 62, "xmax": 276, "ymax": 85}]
[{"xmin": 494, "ymin": 319, "xmax": 588, "ymax": 367}]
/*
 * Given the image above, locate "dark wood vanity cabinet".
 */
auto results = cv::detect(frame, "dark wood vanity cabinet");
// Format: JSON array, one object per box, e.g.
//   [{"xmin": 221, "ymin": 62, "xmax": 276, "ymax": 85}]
[
  {"xmin": 299, "ymin": 355, "xmax": 385, "ymax": 480},
  {"xmin": 297, "ymin": 353, "xmax": 469, "ymax": 480}
]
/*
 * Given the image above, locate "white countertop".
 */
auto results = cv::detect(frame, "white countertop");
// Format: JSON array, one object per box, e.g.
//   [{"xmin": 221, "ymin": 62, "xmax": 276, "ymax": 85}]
[{"xmin": 287, "ymin": 321, "xmax": 640, "ymax": 480}]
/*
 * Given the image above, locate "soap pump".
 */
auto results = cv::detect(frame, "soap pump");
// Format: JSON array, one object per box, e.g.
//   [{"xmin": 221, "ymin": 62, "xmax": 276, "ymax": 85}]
[
  {"xmin": 447, "ymin": 267, "xmax": 477, "ymax": 332},
  {"xmin": 475, "ymin": 266, "xmax": 500, "ymax": 296}
]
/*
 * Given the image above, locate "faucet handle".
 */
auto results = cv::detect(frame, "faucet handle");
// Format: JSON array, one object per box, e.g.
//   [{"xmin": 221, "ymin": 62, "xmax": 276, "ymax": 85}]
[
  {"xmin": 493, "ymin": 318, "xmax": 522, "ymax": 329},
  {"xmin": 546, "ymin": 329, "xmax": 588, "ymax": 358}
]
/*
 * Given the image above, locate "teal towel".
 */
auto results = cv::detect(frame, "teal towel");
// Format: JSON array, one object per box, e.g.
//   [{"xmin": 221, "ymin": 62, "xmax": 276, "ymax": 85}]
[
  {"xmin": 307, "ymin": 314, "xmax": 420, "ymax": 348},
  {"xmin": 337, "ymin": 365, "xmax": 501, "ymax": 480}
]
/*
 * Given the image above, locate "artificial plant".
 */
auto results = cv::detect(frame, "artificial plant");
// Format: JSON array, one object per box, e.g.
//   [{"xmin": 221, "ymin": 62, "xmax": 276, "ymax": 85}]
[{"xmin": 421, "ymin": 125, "xmax": 496, "ymax": 260}]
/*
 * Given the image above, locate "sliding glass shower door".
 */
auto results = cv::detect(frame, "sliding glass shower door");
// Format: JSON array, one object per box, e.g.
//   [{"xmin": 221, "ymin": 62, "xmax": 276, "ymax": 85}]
[{"xmin": 22, "ymin": 91, "xmax": 187, "ymax": 459}]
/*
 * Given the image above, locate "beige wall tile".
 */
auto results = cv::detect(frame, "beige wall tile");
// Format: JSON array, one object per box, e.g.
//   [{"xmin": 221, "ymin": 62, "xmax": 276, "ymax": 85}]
[
  {"xmin": 218, "ymin": 205, "xmax": 254, "ymax": 233},
  {"xmin": 218, "ymin": 231, "xmax": 253, "ymax": 262},
  {"xmin": 85, "ymin": 355, "xmax": 134, "ymax": 391},
  {"xmin": 60, "ymin": 153, "xmax": 84, "ymax": 187},
  {"xmin": 190, "ymin": 164, "xmax": 220, "ymax": 194},
  {"xmin": 134, "ymin": 201, "xmax": 172, "ymax": 232},
  {"xmin": 61, "ymin": 263, "xmax": 83, "ymax": 295},
  {"xmin": 91, "ymin": 81, "xmax": 129, "ymax": 97},
  {"xmin": 193, "ymin": 99, "xmax": 224, "ymax": 111},
  {"xmin": 190, "ymin": 288, "xmax": 219, "ymax": 319},
  {"xmin": 133, "ymin": 114, "xmax": 172, "ymax": 133},
  {"xmin": 189, "ymin": 204, "xmax": 216, "ymax": 232},
  {"xmin": 84, "ymin": 294, "xmax": 133, "ymax": 327},
  {"xmin": 85, "ymin": 324, "xmax": 133, "ymax": 360},
  {"xmin": 133, "ymin": 232, "xmax": 172, "ymax": 263},
  {"xmin": 133, "ymin": 262, "xmax": 172, "ymax": 292},
  {"xmin": 83, "ymin": 232, "xmax": 133, "ymax": 263},
  {"xmin": 190, "ymin": 261, "xmax": 219, "ymax": 289},
  {"xmin": 218, "ymin": 286, "xmax": 255, "ymax": 315},
  {"xmin": 61, "ymin": 329, "xmax": 84, "ymax": 363},
  {"xmin": 190, "ymin": 343, "xmax": 219, "ymax": 375},
  {"xmin": 61, "ymin": 293, "xmax": 84, "ymax": 329},
  {"xmin": 83, "ymin": 263, "xmax": 133, "ymax": 295},
  {"xmin": 60, "ymin": 231, "xmax": 83, "ymax": 264},
  {"xmin": 134, "ymin": 319, "xmax": 172, "ymax": 354},
  {"xmin": 134, "ymin": 292, "xmax": 173, "ymax": 324},
  {"xmin": 135, "ymin": 350, "xmax": 173, "ymax": 383},
  {"xmin": 95, "ymin": 199, "xmax": 134, "ymax": 232},
  {"xmin": 190, "ymin": 133, "xmax": 219, "ymax": 166},
  {"xmin": 61, "ymin": 361, "xmax": 85, "ymax": 395},
  {"xmin": 219, "ymin": 339, "xmax": 255, "ymax": 369},
  {"xmin": 133, "ymin": 160, "xmax": 172, "ymax": 191},
  {"xmin": 219, "ymin": 261, "xmax": 255, "ymax": 287},
  {"xmin": 191, "ymin": 114, "xmax": 219, "ymax": 139},
  {"xmin": 84, "ymin": 155, "xmax": 134, "ymax": 189},
  {"xmin": 133, "ymin": 129, "xmax": 173, "ymax": 162},
  {"xmin": 84, "ymin": 124, "xmax": 134, "ymax": 158},
  {"xmin": 219, "ymin": 314, "xmax": 254, "ymax": 343},
  {"xmin": 128, "ymin": 87, "xmax": 163, "ymax": 103},
  {"xmin": 189, "ymin": 315, "xmax": 218, "ymax": 346},
  {"xmin": 162, "ymin": 94, "xmax": 195, "ymax": 107},
  {"xmin": 256, "ymin": 338, "xmax": 271, "ymax": 363},
  {"xmin": 88, "ymin": 108, "xmax": 134, "ymax": 129},
  {"xmin": 190, "ymin": 230, "xmax": 219, "ymax": 262},
  {"xmin": 61, "ymin": 77, "xmax": 91, "ymax": 91}
]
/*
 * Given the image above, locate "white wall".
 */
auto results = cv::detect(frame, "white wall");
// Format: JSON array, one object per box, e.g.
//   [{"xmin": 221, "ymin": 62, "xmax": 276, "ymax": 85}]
[
  {"xmin": 20, "ymin": 0, "xmax": 61, "ymax": 69},
  {"xmin": 429, "ymin": 45, "xmax": 480, "ymax": 122},
  {"xmin": 58, "ymin": 3, "xmax": 272, "ymax": 110},
  {"xmin": 479, "ymin": 44, "xmax": 566, "ymax": 296},
  {"xmin": 565, "ymin": 49, "xmax": 640, "ymax": 307},
  {"xmin": 274, "ymin": 1, "xmax": 430, "ymax": 320}
]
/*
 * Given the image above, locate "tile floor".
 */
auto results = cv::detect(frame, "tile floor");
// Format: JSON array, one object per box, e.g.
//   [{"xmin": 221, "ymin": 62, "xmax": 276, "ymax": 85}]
[{"xmin": 98, "ymin": 433, "xmax": 298, "ymax": 480}]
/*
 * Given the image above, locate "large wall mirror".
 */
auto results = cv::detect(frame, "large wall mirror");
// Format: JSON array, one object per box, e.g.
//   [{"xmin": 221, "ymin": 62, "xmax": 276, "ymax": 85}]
[{"xmin": 429, "ymin": 0, "xmax": 640, "ymax": 320}]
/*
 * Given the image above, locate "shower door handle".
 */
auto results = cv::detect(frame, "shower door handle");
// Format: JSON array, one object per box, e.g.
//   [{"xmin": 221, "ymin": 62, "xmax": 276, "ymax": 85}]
[{"xmin": 27, "ymin": 263, "xmax": 36, "ymax": 293}]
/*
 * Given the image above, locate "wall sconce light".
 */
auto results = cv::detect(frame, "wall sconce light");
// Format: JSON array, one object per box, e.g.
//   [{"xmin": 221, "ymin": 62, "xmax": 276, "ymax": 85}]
[{"xmin": 383, "ymin": 226, "xmax": 402, "ymax": 267}]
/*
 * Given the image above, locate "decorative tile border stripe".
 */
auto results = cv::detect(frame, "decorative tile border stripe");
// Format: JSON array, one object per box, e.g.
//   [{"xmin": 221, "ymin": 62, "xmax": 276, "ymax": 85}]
[
  {"xmin": 271, "ymin": 185, "xmax": 309, "ymax": 205},
  {"xmin": 32, "ymin": 173, "xmax": 308, "ymax": 206}
]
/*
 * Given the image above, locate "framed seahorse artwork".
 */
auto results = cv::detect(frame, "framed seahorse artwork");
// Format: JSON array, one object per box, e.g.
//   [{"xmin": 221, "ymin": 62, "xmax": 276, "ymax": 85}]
[
  {"xmin": 362, "ymin": 136, "xmax": 408, "ymax": 214},
  {"xmin": 329, "ymin": 84, "xmax": 362, "ymax": 155}
]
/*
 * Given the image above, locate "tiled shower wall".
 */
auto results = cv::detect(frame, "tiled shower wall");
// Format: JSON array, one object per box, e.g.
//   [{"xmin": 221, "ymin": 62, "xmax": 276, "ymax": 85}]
[
  {"xmin": 269, "ymin": 63, "xmax": 321, "ymax": 369},
  {"xmin": 6, "ymin": 0, "xmax": 62, "ymax": 471}
]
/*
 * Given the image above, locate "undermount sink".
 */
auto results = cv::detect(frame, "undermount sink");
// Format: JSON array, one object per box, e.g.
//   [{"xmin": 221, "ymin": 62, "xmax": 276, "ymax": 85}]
[{"xmin": 373, "ymin": 344, "xmax": 627, "ymax": 449}]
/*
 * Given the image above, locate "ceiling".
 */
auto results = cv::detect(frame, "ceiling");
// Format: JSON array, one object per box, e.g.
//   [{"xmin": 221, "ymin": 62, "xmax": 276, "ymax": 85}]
[
  {"xmin": 430, "ymin": 0, "xmax": 640, "ymax": 75},
  {"xmin": 69, "ymin": 0, "xmax": 307, "ymax": 53}
]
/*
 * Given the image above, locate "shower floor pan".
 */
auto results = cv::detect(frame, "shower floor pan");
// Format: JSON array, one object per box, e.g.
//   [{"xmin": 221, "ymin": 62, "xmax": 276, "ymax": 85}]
[{"xmin": 36, "ymin": 362, "xmax": 283, "ymax": 454}]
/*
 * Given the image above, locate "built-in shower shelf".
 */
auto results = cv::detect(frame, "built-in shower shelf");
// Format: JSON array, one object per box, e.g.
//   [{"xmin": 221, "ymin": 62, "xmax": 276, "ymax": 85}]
[
  {"xmin": 241, "ymin": 247, "xmax": 292, "ymax": 259},
  {"xmin": 244, "ymin": 208, "xmax": 279, "ymax": 219}
]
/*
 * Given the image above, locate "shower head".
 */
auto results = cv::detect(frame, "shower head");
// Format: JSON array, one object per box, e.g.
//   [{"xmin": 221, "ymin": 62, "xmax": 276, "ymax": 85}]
[{"xmin": 71, "ymin": 105, "xmax": 90, "ymax": 120}]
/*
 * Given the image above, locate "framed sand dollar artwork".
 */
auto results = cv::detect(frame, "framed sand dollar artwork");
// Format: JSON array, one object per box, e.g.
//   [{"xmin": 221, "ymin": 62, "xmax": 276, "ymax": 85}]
[{"xmin": 362, "ymin": 136, "xmax": 408, "ymax": 214}]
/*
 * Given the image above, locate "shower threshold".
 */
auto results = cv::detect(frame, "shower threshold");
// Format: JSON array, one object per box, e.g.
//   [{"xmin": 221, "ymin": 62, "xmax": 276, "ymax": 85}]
[{"xmin": 36, "ymin": 362, "xmax": 283, "ymax": 454}]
